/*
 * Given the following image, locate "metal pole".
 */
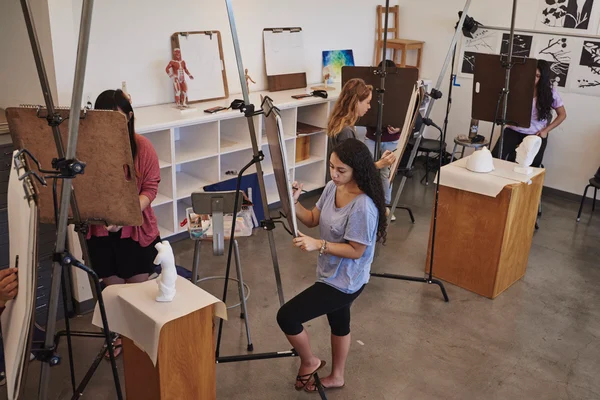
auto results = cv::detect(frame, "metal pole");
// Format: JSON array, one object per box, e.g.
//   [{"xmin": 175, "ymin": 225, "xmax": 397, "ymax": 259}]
[
  {"xmin": 38, "ymin": 1, "xmax": 95, "ymax": 398},
  {"xmin": 224, "ymin": 0, "xmax": 286, "ymax": 306},
  {"xmin": 388, "ymin": 0, "xmax": 472, "ymax": 223},
  {"xmin": 498, "ymin": 0, "xmax": 518, "ymax": 159},
  {"xmin": 374, "ymin": 0, "xmax": 391, "ymax": 161},
  {"xmin": 480, "ymin": 23, "xmax": 600, "ymax": 40}
]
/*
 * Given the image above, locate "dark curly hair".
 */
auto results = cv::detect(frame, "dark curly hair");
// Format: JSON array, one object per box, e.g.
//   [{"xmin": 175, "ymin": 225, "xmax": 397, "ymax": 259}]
[
  {"xmin": 536, "ymin": 59, "xmax": 554, "ymax": 123},
  {"xmin": 331, "ymin": 138, "xmax": 387, "ymax": 244}
]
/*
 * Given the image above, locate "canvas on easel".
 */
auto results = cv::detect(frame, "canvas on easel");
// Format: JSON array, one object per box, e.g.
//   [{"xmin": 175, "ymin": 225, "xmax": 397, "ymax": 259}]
[
  {"xmin": 263, "ymin": 28, "xmax": 307, "ymax": 92},
  {"xmin": 389, "ymin": 85, "xmax": 424, "ymax": 183},
  {"xmin": 170, "ymin": 31, "xmax": 229, "ymax": 104},
  {"xmin": 262, "ymin": 98, "xmax": 299, "ymax": 236}
]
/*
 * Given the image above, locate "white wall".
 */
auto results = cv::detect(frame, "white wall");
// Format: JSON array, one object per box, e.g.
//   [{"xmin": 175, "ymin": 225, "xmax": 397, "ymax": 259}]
[
  {"xmin": 27, "ymin": 0, "xmax": 600, "ymax": 195},
  {"xmin": 48, "ymin": 0, "xmax": 396, "ymax": 107},
  {"xmin": 0, "ymin": 0, "xmax": 58, "ymax": 109},
  {"xmin": 397, "ymin": 0, "xmax": 600, "ymax": 196}
]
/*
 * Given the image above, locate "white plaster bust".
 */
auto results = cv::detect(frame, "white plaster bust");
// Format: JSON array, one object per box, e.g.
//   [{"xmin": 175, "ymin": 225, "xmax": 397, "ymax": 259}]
[{"xmin": 514, "ymin": 135, "xmax": 542, "ymax": 175}]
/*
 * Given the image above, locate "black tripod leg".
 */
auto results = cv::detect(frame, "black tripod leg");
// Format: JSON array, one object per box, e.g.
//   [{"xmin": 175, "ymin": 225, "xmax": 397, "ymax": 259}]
[
  {"xmin": 313, "ymin": 373, "xmax": 328, "ymax": 400},
  {"xmin": 398, "ymin": 206, "xmax": 415, "ymax": 224},
  {"xmin": 75, "ymin": 262, "xmax": 123, "ymax": 400},
  {"xmin": 429, "ymin": 278, "xmax": 449, "ymax": 302},
  {"xmin": 60, "ymin": 265, "xmax": 77, "ymax": 394}
]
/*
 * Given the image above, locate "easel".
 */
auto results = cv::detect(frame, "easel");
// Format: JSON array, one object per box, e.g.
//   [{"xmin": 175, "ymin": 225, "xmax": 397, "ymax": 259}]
[{"xmin": 13, "ymin": 0, "xmax": 124, "ymax": 399}]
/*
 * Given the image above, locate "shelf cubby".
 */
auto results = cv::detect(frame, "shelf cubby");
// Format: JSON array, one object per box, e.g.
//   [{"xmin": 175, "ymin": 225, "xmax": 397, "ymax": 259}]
[
  {"xmin": 154, "ymin": 202, "xmax": 175, "ymax": 239},
  {"xmin": 141, "ymin": 129, "xmax": 172, "ymax": 167},
  {"xmin": 220, "ymin": 116, "xmax": 257, "ymax": 154},
  {"xmin": 174, "ymin": 122, "xmax": 219, "ymax": 164},
  {"xmin": 175, "ymin": 156, "xmax": 219, "ymax": 199}
]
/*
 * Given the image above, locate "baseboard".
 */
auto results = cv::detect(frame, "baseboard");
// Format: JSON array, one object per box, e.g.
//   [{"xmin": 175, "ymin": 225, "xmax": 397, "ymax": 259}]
[
  {"xmin": 542, "ymin": 186, "xmax": 583, "ymax": 203},
  {"xmin": 73, "ymin": 297, "xmax": 96, "ymax": 315}
]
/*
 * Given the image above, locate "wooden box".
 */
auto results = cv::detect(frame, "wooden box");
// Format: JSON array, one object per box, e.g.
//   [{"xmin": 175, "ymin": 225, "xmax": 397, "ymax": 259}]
[
  {"xmin": 296, "ymin": 135, "xmax": 310, "ymax": 163},
  {"xmin": 425, "ymin": 172, "xmax": 545, "ymax": 299}
]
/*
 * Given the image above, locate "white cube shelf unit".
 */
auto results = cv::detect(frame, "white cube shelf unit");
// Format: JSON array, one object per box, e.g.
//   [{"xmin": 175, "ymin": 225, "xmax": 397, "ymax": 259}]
[{"xmin": 134, "ymin": 85, "xmax": 340, "ymax": 238}]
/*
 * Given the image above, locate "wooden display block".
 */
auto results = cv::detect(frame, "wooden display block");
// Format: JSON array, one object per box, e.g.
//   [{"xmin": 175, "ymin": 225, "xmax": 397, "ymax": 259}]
[
  {"xmin": 296, "ymin": 136, "xmax": 310, "ymax": 162},
  {"xmin": 425, "ymin": 173, "xmax": 544, "ymax": 299},
  {"xmin": 122, "ymin": 305, "xmax": 216, "ymax": 400}
]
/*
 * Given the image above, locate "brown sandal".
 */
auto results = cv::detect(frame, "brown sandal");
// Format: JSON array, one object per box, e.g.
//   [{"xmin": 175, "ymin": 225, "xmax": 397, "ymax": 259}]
[
  {"xmin": 305, "ymin": 382, "xmax": 345, "ymax": 393},
  {"xmin": 294, "ymin": 360, "xmax": 326, "ymax": 391}
]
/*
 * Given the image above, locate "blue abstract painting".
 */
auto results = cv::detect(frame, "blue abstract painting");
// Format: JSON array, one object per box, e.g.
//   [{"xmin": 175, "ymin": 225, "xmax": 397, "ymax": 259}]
[{"xmin": 322, "ymin": 50, "xmax": 355, "ymax": 84}]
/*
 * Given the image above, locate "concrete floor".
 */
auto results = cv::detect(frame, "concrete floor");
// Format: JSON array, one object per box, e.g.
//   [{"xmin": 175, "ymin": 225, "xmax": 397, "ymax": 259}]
[{"xmin": 7, "ymin": 172, "xmax": 600, "ymax": 400}]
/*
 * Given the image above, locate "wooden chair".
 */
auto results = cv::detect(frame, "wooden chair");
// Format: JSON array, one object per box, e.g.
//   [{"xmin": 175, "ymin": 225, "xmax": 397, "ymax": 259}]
[{"xmin": 375, "ymin": 5, "xmax": 425, "ymax": 71}]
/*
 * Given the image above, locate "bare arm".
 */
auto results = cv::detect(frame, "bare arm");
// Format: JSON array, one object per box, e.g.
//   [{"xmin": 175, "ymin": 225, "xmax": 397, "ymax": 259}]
[
  {"xmin": 292, "ymin": 233, "xmax": 367, "ymax": 260},
  {"xmin": 539, "ymin": 106, "xmax": 566, "ymax": 137},
  {"xmin": 292, "ymin": 182, "xmax": 320, "ymax": 228}
]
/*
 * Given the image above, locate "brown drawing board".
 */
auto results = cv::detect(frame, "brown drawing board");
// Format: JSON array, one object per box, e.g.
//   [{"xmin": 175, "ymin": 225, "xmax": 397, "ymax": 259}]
[{"xmin": 6, "ymin": 107, "xmax": 143, "ymax": 226}]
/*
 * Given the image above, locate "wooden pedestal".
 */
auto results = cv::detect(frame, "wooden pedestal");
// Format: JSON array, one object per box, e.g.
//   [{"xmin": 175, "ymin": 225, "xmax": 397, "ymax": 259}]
[
  {"xmin": 122, "ymin": 305, "xmax": 216, "ymax": 400},
  {"xmin": 425, "ymin": 173, "xmax": 544, "ymax": 299}
]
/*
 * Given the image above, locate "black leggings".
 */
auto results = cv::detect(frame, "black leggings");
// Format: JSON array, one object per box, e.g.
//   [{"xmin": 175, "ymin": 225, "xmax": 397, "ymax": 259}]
[
  {"xmin": 491, "ymin": 127, "xmax": 548, "ymax": 168},
  {"xmin": 276, "ymin": 282, "xmax": 365, "ymax": 337}
]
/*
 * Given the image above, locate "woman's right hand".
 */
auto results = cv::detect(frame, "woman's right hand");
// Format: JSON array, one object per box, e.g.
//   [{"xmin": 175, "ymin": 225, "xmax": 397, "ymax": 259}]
[
  {"xmin": 376, "ymin": 150, "xmax": 397, "ymax": 169},
  {"xmin": 291, "ymin": 181, "xmax": 303, "ymax": 203}
]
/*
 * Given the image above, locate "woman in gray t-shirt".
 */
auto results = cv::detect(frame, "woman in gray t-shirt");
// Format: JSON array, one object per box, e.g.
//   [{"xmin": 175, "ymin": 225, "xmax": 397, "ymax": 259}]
[{"xmin": 276, "ymin": 139, "xmax": 388, "ymax": 393}]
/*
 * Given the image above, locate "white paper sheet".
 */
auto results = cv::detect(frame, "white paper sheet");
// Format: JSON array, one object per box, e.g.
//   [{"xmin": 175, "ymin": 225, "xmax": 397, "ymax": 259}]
[
  {"xmin": 1, "ymin": 152, "xmax": 38, "ymax": 400},
  {"xmin": 177, "ymin": 33, "xmax": 226, "ymax": 101},
  {"xmin": 92, "ymin": 276, "xmax": 226, "ymax": 366},
  {"xmin": 437, "ymin": 157, "xmax": 544, "ymax": 198},
  {"xmin": 263, "ymin": 30, "xmax": 306, "ymax": 76}
]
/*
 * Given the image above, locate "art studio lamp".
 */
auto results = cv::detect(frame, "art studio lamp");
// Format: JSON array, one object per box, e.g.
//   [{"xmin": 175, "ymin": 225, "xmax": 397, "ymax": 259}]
[
  {"xmin": 457, "ymin": 11, "xmax": 481, "ymax": 38},
  {"xmin": 466, "ymin": 147, "xmax": 495, "ymax": 173},
  {"xmin": 514, "ymin": 135, "xmax": 542, "ymax": 175}
]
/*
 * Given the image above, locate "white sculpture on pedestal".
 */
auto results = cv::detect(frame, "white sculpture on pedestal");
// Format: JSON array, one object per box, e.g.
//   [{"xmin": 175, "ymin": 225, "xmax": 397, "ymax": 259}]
[
  {"xmin": 514, "ymin": 135, "xmax": 542, "ymax": 175},
  {"xmin": 153, "ymin": 241, "xmax": 177, "ymax": 302},
  {"xmin": 466, "ymin": 146, "xmax": 495, "ymax": 173}
]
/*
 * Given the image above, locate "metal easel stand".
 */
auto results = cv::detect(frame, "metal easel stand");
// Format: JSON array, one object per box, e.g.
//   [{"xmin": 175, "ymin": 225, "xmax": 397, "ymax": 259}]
[
  {"xmin": 375, "ymin": 0, "xmax": 479, "ymax": 303},
  {"xmin": 19, "ymin": 0, "xmax": 123, "ymax": 399},
  {"xmin": 490, "ymin": 0, "xmax": 519, "ymax": 157},
  {"xmin": 219, "ymin": 3, "xmax": 327, "ymax": 397}
]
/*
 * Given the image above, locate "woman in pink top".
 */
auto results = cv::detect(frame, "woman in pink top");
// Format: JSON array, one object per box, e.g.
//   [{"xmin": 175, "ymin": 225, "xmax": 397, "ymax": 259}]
[
  {"xmin": 492, "ymin": 59, "xmax": 567, "ymax": 167},
  {"xmin": 86, "ymin": 89, "xmax": 161, "ymax": 357}
]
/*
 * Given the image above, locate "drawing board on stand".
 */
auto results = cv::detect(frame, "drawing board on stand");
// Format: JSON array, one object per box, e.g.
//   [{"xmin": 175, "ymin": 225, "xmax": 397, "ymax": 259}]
[
  {"xmin": 262, "ymin": 98, "xmax": 299, "ymax": 237},
  {"xmin": 170, "ymin": 31, "xmax": 229, "ymax": 103}
]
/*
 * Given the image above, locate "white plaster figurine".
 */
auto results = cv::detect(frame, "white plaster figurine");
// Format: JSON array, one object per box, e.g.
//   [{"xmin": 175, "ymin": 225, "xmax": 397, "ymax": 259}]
[
  {"xmin": 514, "ymin": 135, "xmax": 542, "ymax": 175},
  {"xmin": 154, "ymin": 240, "xmax": 177, "ymax": 302}
]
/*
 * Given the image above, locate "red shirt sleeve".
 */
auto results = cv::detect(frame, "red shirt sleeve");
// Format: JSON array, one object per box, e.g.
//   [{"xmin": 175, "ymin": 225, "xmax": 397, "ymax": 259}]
[{"xmin": 136, "ymin": 135, "xmax": 161, "ymax": 203}]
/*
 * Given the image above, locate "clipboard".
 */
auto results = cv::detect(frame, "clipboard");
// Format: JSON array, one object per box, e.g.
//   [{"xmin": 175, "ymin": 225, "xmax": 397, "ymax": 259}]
[
  {"xmin": 263, "ymin": 27, "xmax": 307, "ymax": 92},
  {"xmin": 170, "ymin": 31, "xmax": 229, "ymax": 103}
]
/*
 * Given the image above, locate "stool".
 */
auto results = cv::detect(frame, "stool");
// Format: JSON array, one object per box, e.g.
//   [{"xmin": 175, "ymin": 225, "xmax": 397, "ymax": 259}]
[
  {"xmin": 450, "ymin": 136, "xmax": 490, "ymax": 163},
  {"xmin": 189, "ymin": 191, "xmax": 254, "ymax": 351},
  {"xmin": 375, "ymin": 5, "xmax": 424, "ymax": 71}
]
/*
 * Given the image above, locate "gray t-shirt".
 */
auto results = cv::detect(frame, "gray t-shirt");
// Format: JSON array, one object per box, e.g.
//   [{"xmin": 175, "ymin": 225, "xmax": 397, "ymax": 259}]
[{"xmin": 315, "ymin": 181, "xmax": 379, "ymax": 294}]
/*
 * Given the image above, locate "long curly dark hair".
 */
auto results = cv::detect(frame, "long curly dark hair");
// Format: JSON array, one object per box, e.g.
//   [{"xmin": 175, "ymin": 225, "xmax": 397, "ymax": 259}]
[
  {"xmin": 331, "ymin": 139, "xmax": 387, "ymax": 244},
  {"xmin": 536, "ymin": 59, "xmax": 554, "ymax": 123}
]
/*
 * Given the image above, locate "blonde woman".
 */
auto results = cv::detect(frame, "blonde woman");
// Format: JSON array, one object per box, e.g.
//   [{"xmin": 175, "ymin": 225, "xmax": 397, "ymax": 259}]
[{"xmin": 326, "ymin": 78, "xmax": 396, "ymax": 196}]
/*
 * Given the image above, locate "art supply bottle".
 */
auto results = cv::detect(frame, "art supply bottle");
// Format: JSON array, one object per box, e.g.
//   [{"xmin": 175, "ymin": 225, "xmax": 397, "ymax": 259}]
[{"xmin": 468, "ymin": 119, "xmax": 479, "ymax": 140}]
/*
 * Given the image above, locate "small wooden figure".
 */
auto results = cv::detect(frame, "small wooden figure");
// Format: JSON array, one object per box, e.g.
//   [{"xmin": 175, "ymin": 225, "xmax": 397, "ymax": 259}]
[
  {"xmin": 165, "ymin": 48, "xmax": 194, "ymax": 108},
  {"xmin": 245, "ymin": 69, "xmax": 256, "ymax": 93}
]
